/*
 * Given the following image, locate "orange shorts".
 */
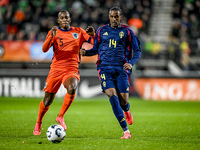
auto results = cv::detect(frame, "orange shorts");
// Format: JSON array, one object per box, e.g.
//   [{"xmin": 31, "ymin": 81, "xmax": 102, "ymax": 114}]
[{"xmin": 43, "ymin": 68, "xmax": 80, "ymax": 93}]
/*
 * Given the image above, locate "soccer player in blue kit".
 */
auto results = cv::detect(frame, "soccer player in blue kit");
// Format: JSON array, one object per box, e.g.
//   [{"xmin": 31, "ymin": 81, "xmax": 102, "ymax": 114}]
[{"xmin": 80, "ymin": 6, "xmax": 141, "ymax": 139}]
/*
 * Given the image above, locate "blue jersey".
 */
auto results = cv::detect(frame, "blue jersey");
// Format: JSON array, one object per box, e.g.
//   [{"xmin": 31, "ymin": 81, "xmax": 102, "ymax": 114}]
[{"xmin": 85, "ymin": 24, "xmax": 141, "ymax": 72}]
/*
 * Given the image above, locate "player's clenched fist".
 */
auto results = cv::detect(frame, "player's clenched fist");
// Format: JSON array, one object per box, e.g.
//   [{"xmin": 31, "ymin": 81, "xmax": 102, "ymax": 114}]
[
  {"xmin": 51, "ymin": 26, "xmax": 58, "ymax": 37},
  {"xmin": 80, "ymin": 48, "xmax": 86, "ymax": 56},
  {"xmin": 123, "ymin": 63, "xmax": 133, "ymax": 70},
  {"xmin": 86, "ymin": 26, "xmax": 95, "ymax": 36}
]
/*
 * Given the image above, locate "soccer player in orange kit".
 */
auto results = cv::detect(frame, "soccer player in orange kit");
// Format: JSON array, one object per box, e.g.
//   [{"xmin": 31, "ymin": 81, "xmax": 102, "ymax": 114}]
[{"xmin": 33, "ymin": 10, "xmax": 95, "ymax": 135}]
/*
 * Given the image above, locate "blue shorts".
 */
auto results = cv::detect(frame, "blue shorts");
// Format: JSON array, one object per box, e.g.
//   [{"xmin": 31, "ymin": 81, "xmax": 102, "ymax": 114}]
[{"xmin": 98, "ymin": 66, "xmax": 130, "ymax": 93}]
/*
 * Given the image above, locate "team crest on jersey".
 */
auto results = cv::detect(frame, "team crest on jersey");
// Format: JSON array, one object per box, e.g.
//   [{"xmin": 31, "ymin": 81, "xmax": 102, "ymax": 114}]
[
  {"xmin": 103, "ymin": 81, "xmax": 106, "ymax": 87},
  {"xmin": 72, "ymin": 33, "xmax": 79, "ymax": 39},
  {"xmin": 119, "ymin": 31, "xmax": 124, "ymax": 38}
]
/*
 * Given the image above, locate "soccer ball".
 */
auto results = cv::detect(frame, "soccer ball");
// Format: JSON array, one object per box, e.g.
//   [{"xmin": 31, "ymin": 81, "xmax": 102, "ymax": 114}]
[{"xmin": 46, "ymin": 124, "xmax": 66, "ymax": 143}]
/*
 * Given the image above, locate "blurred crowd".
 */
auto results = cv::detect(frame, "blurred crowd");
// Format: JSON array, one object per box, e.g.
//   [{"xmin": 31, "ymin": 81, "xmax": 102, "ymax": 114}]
[
  {"xmin": 0, "ymin": 0, "xmax": 199, "ymax": 71},
  {"xmin": 138, "ymin": 0, "xmax": 200, "ymax": 71},
  {"xmin": 169, "ymin": 0, "xmax": 200, "ymax": 70},
  {"xmin": 0, "ymin": 0, "xmax": 151, "ymax": 41}
]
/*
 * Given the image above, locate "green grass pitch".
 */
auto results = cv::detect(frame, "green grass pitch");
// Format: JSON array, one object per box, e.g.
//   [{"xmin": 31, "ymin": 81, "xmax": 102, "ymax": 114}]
[{"xmin": 0, "ymin": 97, "xmax": 200, "ymax": 150}]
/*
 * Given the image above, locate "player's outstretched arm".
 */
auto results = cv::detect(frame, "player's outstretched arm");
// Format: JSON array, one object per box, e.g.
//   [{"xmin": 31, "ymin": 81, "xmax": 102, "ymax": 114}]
[
  {"xmin": 80, "ymin": 47, "xmax": 98, "ymax": 56},
  {"xmin": 42, "ymin": 26, "xmax": 58, "ymax": 52}
]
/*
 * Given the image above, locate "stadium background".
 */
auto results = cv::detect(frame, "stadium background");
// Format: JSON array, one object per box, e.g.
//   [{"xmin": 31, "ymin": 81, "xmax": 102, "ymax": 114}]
[{"xmin": 0, "ymin": 0, "xmax": 200, "ymax": 101}]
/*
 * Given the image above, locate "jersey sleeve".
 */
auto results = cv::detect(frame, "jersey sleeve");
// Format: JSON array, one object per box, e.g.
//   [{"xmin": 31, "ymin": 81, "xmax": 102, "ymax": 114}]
[
  {"xmin": 127, "ymin": 28, "xmax": 141, "ymax": 66},
  {"xmin": 80, "ymin": 28, "xmax": 95, "ymax": 45},
  {"xmin": 42, "ymin": 30, "xmax": 54, "ymax": 53},
  {"xmin": 85, "ymin": 27, "xmax": 101, "ymax": 56}
]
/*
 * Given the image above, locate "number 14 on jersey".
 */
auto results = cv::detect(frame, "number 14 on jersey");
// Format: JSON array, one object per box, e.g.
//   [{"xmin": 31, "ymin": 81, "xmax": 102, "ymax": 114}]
[{"xmin": 109, "ymin": 39, "xmax": 116, "ymax": 48}]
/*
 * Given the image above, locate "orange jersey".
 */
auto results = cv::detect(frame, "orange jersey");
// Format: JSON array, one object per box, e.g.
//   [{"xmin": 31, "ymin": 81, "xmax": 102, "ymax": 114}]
[{"xmin": 42, "ymin": 27, "xmax": 94, "ymax": 69}]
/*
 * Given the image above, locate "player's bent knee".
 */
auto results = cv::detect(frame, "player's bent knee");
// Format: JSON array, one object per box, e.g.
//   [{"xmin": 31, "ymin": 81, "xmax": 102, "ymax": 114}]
[
  {"xmin": 105, "ymin": 89, "xmax": 117, "ymax": 98},
  {"xmin": 43, "ymin": 99, "xmax": 53, "ymax": 107},
  {"xmin": 43, "ymin": 92, "xmax": 55, "ymax": 106},
  {"xmin": 106, "ymin": 93, "xmax": 115, "ymax": 98},
  {"xmin": 67, "ymin": 84, "xmax": 77, "ymax": 95}
]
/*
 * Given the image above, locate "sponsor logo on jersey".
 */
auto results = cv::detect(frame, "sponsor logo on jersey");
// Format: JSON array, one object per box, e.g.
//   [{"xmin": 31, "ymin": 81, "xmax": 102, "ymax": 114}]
[
  {"xmin": 119, "ymin": 31, "xmax": 124, "ymax": 38},
  {"xmin": 103, "ymin": 32, "xmax": 108, "ymax": 35},
  {"xmin": 72, "ymin": 33, "xmax": 79, "ymax": 39}
]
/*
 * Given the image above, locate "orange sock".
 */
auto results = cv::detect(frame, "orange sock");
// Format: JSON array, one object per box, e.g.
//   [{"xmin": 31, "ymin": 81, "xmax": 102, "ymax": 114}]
[
  {"xmin": 58, "ymin": 93, "xmax": 75, "ymax": 117},
  {"xmin": 36, "ymin": 101, "xmax": 50, "ymax": 123}
]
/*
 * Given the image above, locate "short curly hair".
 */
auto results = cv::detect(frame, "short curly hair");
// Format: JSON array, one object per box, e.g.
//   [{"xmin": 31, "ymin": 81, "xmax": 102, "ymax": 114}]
[
  {"xmin": 109, "ymin": 6, "xmax": 123, "ymax": 16},
  {"xmin": 58, "ymin": 10, "xmax": 70, "ymax": 18}
]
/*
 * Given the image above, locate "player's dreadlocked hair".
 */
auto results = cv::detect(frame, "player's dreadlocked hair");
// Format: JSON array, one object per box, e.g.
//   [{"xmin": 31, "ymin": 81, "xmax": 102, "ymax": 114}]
[{"xmin": 109, "ymin": 6, "xmax": 123, "ymax": 16}]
